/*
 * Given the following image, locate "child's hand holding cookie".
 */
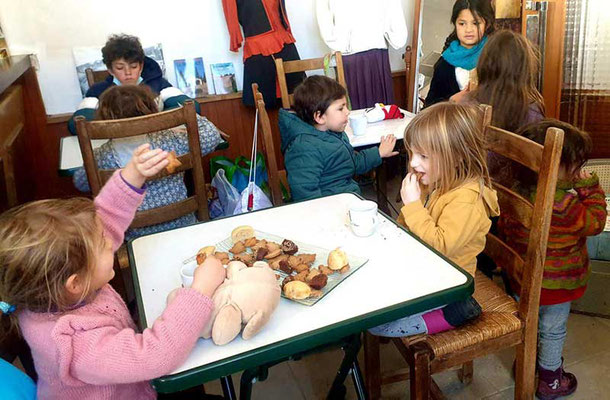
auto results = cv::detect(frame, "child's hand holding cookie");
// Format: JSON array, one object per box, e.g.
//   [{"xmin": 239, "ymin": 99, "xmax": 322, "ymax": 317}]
[
  {"xmin": 400, "ymin": 172, "xmax": 422, "ymax": 205},
  {"xmin": 122, "ymin": 143, "xmax": 169, "ymax": 188}
]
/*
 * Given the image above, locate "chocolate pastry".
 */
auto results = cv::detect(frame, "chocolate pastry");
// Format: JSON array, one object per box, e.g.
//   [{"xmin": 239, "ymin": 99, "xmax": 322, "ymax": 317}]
[
  {"xmin": 279, "ymin": 260, "xmax": 292, "ymax": 274},
  {"xmin": 256, "ymin": 247, "xmax": 269, "ymax": 261},
  {"xmin": 281, "ymin": 239, "xmax": 298, "ymax": 255},
  {"xmin": 309, "ymin": 274, "xmax": 328, "ymax": 290}
]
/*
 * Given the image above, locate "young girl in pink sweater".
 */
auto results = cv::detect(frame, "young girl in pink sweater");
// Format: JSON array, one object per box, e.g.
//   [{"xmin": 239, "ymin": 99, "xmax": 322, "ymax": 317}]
[{"xmin": 0, "ymin": 144, "xmax": 226, "ymax": 399}]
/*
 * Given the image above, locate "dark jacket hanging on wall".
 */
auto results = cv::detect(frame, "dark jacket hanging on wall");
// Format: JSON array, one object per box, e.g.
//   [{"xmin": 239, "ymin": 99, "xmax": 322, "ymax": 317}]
[
  {"xmin": 235, "ymin": 0, "xmax": 290, "ymax": 38},
  {"xmin": 223, "ymin": 0, "xmax": 305, "ymax": 107}
]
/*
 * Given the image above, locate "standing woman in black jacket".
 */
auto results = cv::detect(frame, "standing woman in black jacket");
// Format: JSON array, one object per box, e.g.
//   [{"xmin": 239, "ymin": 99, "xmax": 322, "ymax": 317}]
[{"xmin": 424, "ymin": 0, "xmax": 495, "ymax": 107}]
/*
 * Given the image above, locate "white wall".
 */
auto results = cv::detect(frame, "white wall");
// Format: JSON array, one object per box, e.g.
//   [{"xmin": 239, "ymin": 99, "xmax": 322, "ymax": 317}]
[{"xmin": 0, "ymin": 0, "xmax": 414, "ymax": 115}]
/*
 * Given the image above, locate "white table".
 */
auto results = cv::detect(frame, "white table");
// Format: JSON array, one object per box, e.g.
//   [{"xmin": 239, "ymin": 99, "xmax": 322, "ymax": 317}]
[
  {"xmin": 345, "ymin": 108, "xmax": 415, "ymax": 215},
  {"xmin": 128, "ymin": 193, "xmax": 472, "ymax": 396},
  {"xmin": 58, "ymin": 136, "xmax": 107, "ymax": 176},
  {"xmin": 345, "ymin": 108, "xmax": 415, "ymax": 149}
]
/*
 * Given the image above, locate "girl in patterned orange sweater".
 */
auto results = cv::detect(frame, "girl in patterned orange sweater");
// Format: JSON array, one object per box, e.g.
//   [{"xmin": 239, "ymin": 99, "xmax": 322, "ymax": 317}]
[{"xmin": 498, "ymin": 119, "xmax": 607, "ymax": 400}]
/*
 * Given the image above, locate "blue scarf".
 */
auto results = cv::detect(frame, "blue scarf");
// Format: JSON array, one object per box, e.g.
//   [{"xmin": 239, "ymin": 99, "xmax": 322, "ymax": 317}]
[{"xmin": 442, "ymin": 36, "xmax": 488, "ymax": 70}]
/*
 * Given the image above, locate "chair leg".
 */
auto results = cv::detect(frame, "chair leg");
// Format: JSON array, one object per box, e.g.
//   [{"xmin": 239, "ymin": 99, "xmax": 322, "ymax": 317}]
[
  {"xmin": 409, "ymin": 342, "xmax": 432, "ymax": 400},
  {"xmin": 514, "ymin": 342, "xmax": 536, "ymax": 400},
  {"xmin": 363, "ymin": 333, "xmax": 382, "ymax": 400},
  {"xmin": 457, "ymin": 361, "xmax": 473, "ymax": 385}
]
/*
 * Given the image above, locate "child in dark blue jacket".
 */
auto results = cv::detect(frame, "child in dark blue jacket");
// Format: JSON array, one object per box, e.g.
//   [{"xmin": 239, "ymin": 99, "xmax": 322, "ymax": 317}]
[{"xmin": 68, "ymin": 34, "xmax": 197, "ymax": 134}]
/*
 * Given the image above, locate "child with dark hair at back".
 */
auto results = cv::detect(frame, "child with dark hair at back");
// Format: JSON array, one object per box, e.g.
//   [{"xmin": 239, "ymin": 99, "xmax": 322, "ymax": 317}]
[
  {"xmin": 73, "ymin": 85, "xmax": 222, "ymax": 240},
  {"xmin": 278, "ymin": 75, "xmax": 398, "ymax": 201},
  {"xmin": 498, "ymin": 119, "xmax": 607, "ymax": 400},
  {"xmin": 425, "ymin": 0, "xmax": 495, "ymax": 106},
  {"xmin": 68, "ymin": 33, "xmax": 197, "ymax": 134}
]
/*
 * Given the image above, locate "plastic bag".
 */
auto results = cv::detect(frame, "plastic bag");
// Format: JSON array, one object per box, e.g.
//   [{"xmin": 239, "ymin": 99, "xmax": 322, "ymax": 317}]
[
  {"xmin": 210, "ymin": 154, "xmax": 269, "ymax": 194},
  {"xmin": 233, "ymin": 183, "xmax": 273, "ymax": 215},
  {"xmin": 209, "ymin": 169, "xmax": 241, "ymax": 218},
  {"xmin": 233, "ymin": 108, "xmax": 272, "ymax": 214}
]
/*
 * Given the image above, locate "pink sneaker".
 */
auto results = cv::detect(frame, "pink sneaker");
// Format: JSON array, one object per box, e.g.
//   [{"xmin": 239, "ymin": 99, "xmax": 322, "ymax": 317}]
[{"xmin": 536, "ymin": 363, "xmax": 577, "ymax": 400}]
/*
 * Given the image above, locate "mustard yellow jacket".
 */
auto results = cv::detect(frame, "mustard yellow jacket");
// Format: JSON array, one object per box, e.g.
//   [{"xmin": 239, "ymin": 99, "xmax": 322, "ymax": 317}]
[{"xmin": 397, "ymin": 180, "xmax": 500, "ymax": 277}]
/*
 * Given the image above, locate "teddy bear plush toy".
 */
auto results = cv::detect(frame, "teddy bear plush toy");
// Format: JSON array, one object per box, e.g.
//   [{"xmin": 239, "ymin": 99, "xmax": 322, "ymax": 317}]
[{"xmin": 201, "ymin": 260, "xmax": 281, "ymax": 345}]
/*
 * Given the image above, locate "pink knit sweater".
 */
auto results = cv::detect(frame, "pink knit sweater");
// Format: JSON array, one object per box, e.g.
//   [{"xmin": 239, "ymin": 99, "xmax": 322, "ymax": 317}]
[{"xmin": 18, "ymin": 171, "xmax": 214, "ymax": 399}]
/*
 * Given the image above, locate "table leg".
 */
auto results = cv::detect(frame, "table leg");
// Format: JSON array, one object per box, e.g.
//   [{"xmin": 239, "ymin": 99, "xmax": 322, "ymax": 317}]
[
  {"xmin": 376, "ymin": 160, "xmax": 390, "ymax": 215},
  {"xmin": 220, "ymin": 376, "xmax": 237, "ymax": 400},
  {"xmin": 351, "ymin": 358, "xmax": 367, "ymax": 400},
  {"xmin": 327, "ymin": 334, "xmax": 368, "ymax": 400}
]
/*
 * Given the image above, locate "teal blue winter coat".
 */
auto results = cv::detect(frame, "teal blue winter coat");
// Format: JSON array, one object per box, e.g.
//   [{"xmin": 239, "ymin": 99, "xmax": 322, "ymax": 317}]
[{"xmin": 279, "ymin": 109, "xmax": 382, "ymax": 201}]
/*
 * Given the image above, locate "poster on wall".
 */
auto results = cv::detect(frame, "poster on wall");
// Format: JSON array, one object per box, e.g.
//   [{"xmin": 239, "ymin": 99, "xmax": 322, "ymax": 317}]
[
  {"xmin": 210, "ymin": 62, "xmax": 238, "ymax": 95},
  {"xmin": 174, "ymin": 57, "xmax": 209, "ymax": 97},
  {"xmin": 72, "ymin": 43, "xmax": 166, "ymax": 96}
]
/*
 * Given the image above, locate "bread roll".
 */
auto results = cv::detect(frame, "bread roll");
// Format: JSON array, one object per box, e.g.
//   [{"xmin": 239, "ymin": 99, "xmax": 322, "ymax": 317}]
[{"xmin": 231, "ymin": 225, "xmax": 255, "ymax": 244}]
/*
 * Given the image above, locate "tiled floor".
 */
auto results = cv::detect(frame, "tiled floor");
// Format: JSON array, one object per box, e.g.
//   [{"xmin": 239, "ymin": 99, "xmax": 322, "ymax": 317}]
[
  {"xmin": 199, "ymin": 313, "xmax": 610, "ymax": 399},
  {"xmin": 13, "ymin": 172, "xmax": 610, "ymax": 399}
]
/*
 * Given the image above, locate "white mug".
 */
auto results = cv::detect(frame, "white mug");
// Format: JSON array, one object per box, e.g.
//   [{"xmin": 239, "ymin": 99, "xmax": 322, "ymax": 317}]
[
  {"xmin": 180, "ymin": 263, "xmax": 197, "ymax": 288},
  {"xmin": 348, "ymin": 200, "xmax": 379, "ymax": 237},
  {"xmin": 349, "ymin": 114, "xmax": 367, "ymax": 136}
]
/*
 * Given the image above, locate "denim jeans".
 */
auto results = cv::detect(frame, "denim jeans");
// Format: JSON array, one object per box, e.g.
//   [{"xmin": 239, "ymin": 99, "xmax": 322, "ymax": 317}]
[
  {"xmin": 538, "ymin": 301, "xmax": 572, "ymax": 371},
  {"xmin": 368, "ymin": 312, "xmax": 428, "ymax": 337}
]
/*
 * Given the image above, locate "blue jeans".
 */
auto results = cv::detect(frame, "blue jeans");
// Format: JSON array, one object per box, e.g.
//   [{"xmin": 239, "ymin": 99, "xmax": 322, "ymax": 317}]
[
  {"xmin": 368, "ymin": 312, "xmax": 428, "ymax": 337},
  {"xmin": 538, "ymin": 301, "xmax": 572, "ymax": 371}
]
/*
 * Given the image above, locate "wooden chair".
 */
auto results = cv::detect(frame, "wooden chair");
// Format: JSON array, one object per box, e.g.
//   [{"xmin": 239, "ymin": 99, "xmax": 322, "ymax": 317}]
[
  {"xmin": 275, "ymin": 51, "xmax": 346, "ymax": 109},
  {"xmin": 85, "ymin": 68, "xmax": 110, "ymax": 87},
  {"xmin": 75, "ymin": 101, "xmax": 209, "ymax": 297},
  {"xmin": 252, "ymin": 83, "xmax": 289, "ymax": 206},
  {"xmin": 364, "ymin": 105, "xmax": 564, "ymax": 399}
]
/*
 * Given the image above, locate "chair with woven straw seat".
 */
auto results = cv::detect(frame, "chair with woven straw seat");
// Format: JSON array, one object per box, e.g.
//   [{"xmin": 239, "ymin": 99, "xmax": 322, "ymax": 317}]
[{"xmin": 363, "ymin": 104, "xmax": 564, "ymax": 399}]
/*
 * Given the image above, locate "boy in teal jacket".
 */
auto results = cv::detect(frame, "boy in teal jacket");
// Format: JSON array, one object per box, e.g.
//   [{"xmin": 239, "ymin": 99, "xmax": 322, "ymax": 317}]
[{"xmin": 279, "ymin": 75, "xmax": 398, "ymax": 201}]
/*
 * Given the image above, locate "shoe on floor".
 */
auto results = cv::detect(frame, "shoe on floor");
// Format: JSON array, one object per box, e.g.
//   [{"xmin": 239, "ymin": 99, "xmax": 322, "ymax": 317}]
[{"xmin": 536, "ymin": 362, "xmax": 577, "ymax": 400}]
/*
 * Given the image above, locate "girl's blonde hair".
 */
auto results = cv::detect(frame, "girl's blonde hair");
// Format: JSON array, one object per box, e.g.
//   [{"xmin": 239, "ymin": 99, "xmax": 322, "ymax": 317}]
[
  {"xmin": 0, "ymin": 197, "xmax": 101, "ymax": 336},
  {"xmin": 404, "ymin": 102, "xmax": 491, "ymax": 196}
]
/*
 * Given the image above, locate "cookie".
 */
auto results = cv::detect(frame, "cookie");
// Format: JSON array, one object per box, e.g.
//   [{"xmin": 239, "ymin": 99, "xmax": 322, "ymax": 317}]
[
  {"xmin": 196, "ymin": 246, "xmax": 215, "ymax": 265},
  {"xmin": 231, "ymin": 225, "xmax": 255, "ymax": 244},
  {"xmin": 244, "ymin": 237, "xmax": 258, "ymax": 248},
  {"xmin": 266, "ymin": 248, "xmax": 282, "ymax": 259},
  {"xmin": 279, "ymin": 260, "xmax": 292, "ymax": 274},
  {"xmin": 319, "ymin": 265, "xmax": 334, "ymax": 275},
  {"xmin": 292, "ymin": 263, "xmax": 309, "ymax": 273},
  {"xmin": 165, "ymin": 151, "xmax": 182, "ymax": 174},
  {"xmin": 298, "ymin": 254, "xmax": 316, "ymax": 266},
  {"xmin": 306, "ymin": 268, "xmax": 321, "ymax": 282},
  {"xmin": 229, "ymin": 241, "xmax": 246, "ymax": 254},
  {"xmin": 233, "ymin": 252, "xmax": 254, "ymax": 266},
  {"xmin": 293, "ymin": 270, "xmax": 308, "ymax": 282},
  {"xmin": 288, "ymin": 255, "xmax": 301, "ymax": 268},
  {"xmin": 340, "ymin": 265, "xmax": 350, "ymax": 274}
]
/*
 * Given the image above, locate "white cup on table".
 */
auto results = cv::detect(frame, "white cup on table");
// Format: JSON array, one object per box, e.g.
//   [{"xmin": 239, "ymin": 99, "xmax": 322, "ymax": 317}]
[
  {"xmin": 349, "ymin": 114, "xmax": 367, "ymax": 136},
  {"xmin": 348, "ymin": 200, "xmax": 379, "ymax": 237},
  {"xmin": 180, "ymin": 263, "xmax": 196, "ymax": 288}
]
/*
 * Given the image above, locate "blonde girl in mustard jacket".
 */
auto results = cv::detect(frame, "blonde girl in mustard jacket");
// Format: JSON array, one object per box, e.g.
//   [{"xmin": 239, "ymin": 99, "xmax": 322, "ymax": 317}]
[{"xmin": 370, "ymin": 102, "xmax": 499, "ymax": 338}]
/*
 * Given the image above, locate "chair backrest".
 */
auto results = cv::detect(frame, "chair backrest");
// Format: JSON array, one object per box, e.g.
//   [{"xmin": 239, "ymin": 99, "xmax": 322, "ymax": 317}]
[
  {"xmin": 480, "ymin": 104, "xmax": 564, "ymax": 324},
  {"xmin": 252, "ymin": 83, "xmax": 287, "ymax": 206},
  {"xmin": 75, "ymin": 101, "xmax": 209, "ymax": 228},
  {"xmin": 275, "ymin": 51, "xmax": 346, "ymax": 109},
  {"xmin": 85, "ymin": 68, "xmax": 110, "ymax": 88}
]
